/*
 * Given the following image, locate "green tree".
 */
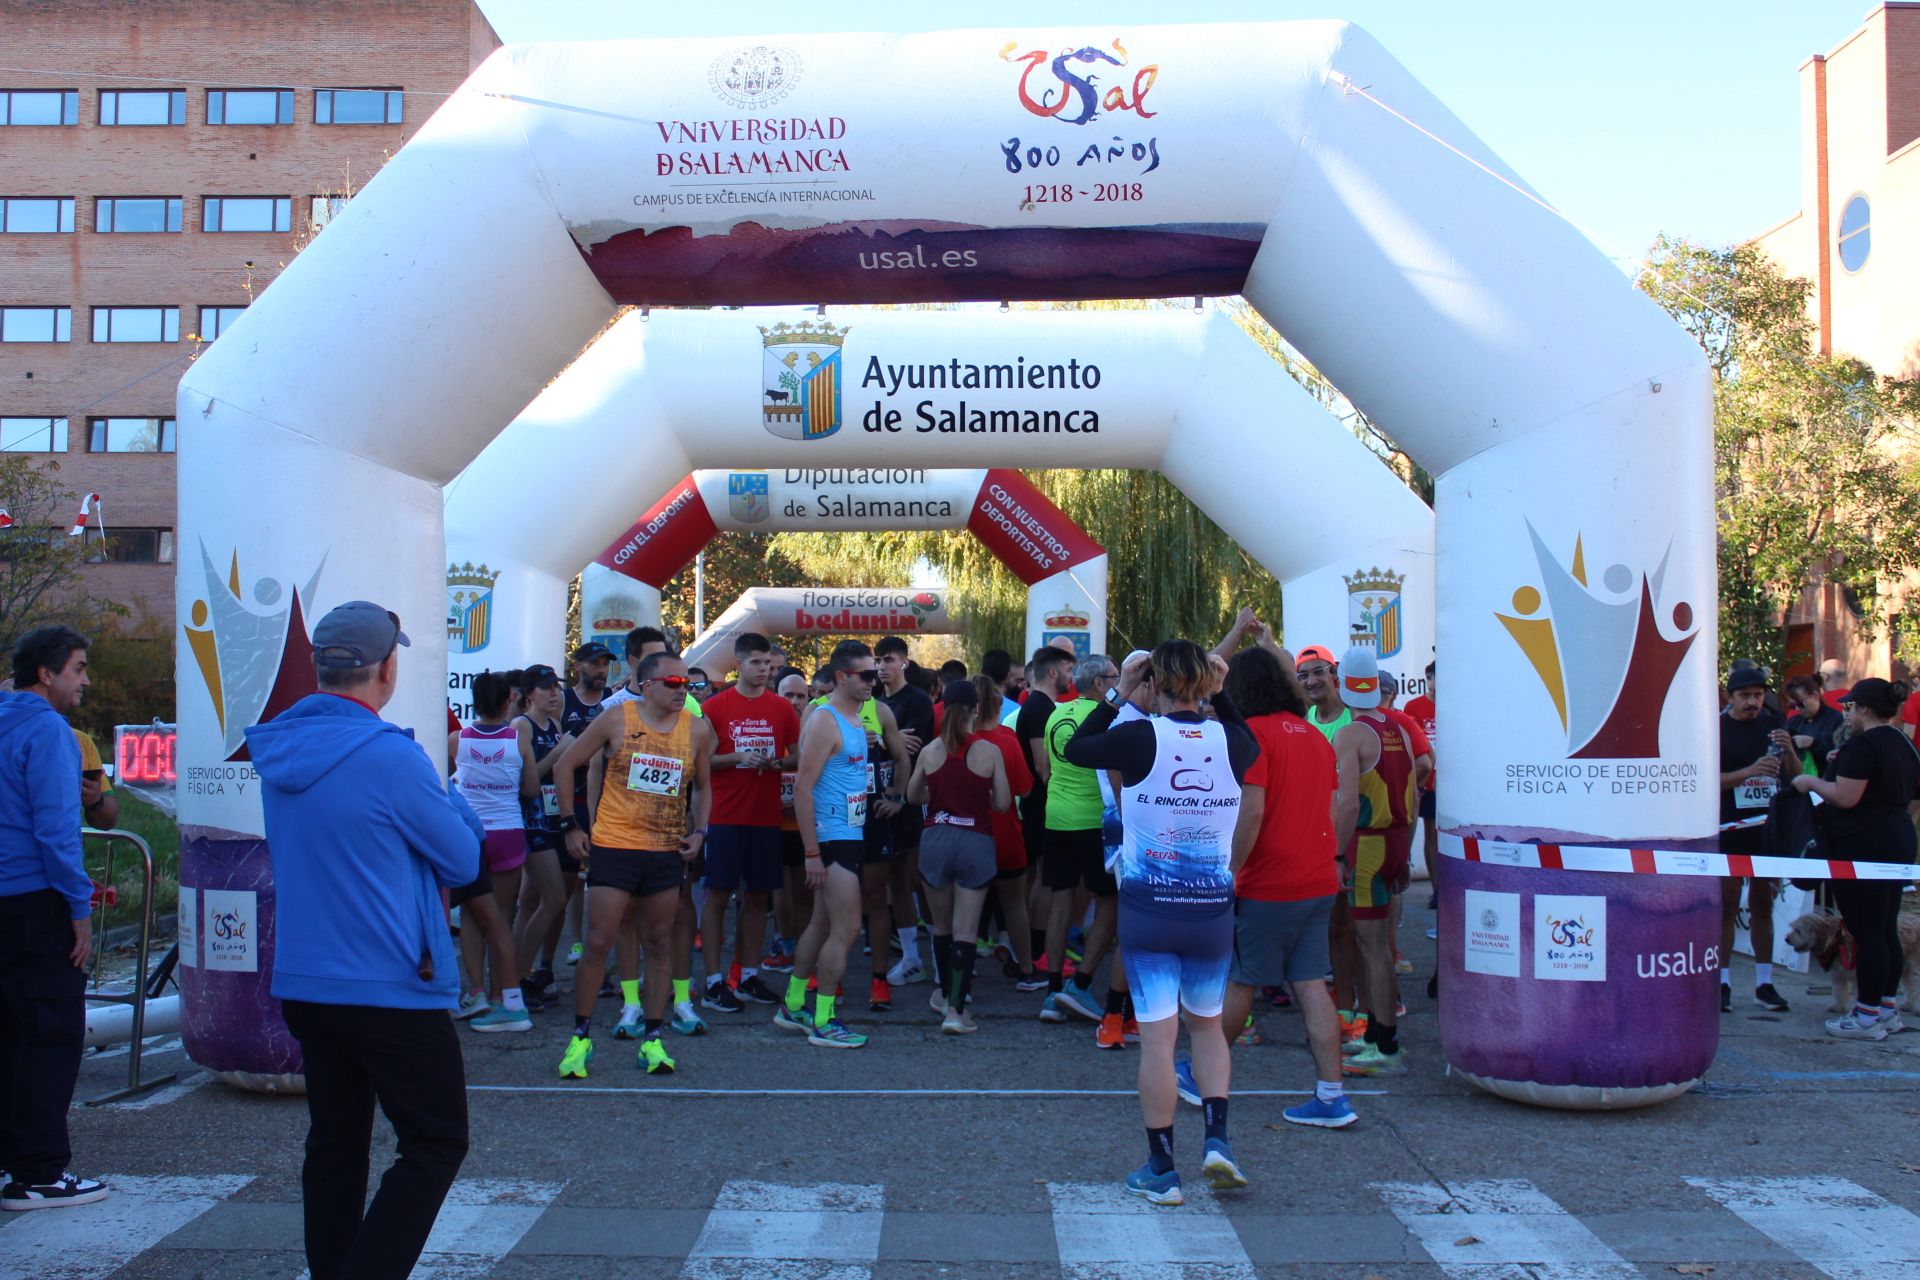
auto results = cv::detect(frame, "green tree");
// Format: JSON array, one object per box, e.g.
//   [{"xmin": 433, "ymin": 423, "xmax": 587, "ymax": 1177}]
[
  {"xmin": 0, "ymin": 456, "xmax": 125, "ymax": 660},
  {"xmin": 1640, "ymin": 235, "xmax": 1920, "ymax": 674}
]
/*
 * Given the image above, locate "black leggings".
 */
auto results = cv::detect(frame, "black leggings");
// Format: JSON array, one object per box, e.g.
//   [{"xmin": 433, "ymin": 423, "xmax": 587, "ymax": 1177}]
[{"xmin": 1829, "ymin": 880, "xmax": 1905, "ymax": 1007}]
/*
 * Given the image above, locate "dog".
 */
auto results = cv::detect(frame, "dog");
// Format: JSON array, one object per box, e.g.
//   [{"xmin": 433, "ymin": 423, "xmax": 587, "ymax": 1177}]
[{"xmin": 1784, "ymin": 911, "xmax": 1920, "ymax": 1013}]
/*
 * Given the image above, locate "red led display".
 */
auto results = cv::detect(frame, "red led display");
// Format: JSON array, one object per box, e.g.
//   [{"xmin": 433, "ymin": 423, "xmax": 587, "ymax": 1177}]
[{"xmin": 114, "ymin": 725, "xmax": 177, "ymax": 786}]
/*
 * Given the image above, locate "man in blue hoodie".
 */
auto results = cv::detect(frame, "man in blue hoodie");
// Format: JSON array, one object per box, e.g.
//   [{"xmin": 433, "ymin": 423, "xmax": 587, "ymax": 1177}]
[
  {"xmin": 246, "ymin": 600, "xmax": 479, "ymax": 1280},
  {"xmin": 0, "ymin": 626, "xmax": 108, "ymax": 1212}
]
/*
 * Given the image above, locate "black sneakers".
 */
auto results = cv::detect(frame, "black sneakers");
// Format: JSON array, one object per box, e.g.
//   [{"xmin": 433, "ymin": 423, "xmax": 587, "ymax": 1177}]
[
  {"xmin": 1755, "ymin": 983, "xmax": 1791, "ymax": 1012},
  {"xmin": 1720, "ymin": 983, "xmax": 1733, "ymax": 1014},
  {"xmin": 702, "ymin": 980, "xmax": 744, "ymax": 1013},
  {"xmin": 2, "ymin": 1172, "xmax": 109, "ymax": 1211},
  {"xmin": 735, "ymin": 975, "xmax": 779, "ymax": 1005}
]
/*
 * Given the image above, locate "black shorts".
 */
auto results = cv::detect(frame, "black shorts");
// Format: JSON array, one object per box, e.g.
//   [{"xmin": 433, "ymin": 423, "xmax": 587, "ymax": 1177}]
[
  {"xmin": 861, "ymin": 811, "xmax": 893, "ymax": 862},
  {"xmin": 587, "ymin": 845, "xmax": 684, "ymax": 897},
  {"xmin": 449, "ymin": 863, "xmax": 493, "ymax": 908},
  {"xmin": 704, "ymin": 825, "xmax": 782, "ymax": 894},
  {"xmin": 780, "ymin": 828, "xmax": 805, "ymax": 869},
  {"xmin": 819, "ymin": 839, "xmax": 864, "ymax": 875},
  {"xmin": 888, "ymin": 802, "xmax": 925, "ymax": 854},
  {"xmin": 1042, "ymin": 827, "xmax": 1116, "ymax": 896},
  {"xmin": 1419, "ymin": 790, "xmax": 1435, "ymax": 822},
  {"xmin": 526, "ymin": 838, "xmax": 581, "ymax": 879}
]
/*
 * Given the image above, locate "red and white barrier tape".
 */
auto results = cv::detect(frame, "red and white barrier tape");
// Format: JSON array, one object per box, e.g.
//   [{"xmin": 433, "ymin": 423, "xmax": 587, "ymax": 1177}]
[{"xmin": 1437, "ymin": 832, "xmax": 1918, "ymax": 882}]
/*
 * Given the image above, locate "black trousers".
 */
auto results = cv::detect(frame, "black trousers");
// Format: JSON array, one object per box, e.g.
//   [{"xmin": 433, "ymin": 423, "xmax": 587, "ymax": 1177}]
[
  {"xmin": 280, "ymin": 999, "xmax": 469, "ymax": 1280},
  {"xmin": 1829, "ymin": 880, "xmax": 1905, "ymax": 1007},
  {"xmin": 0, "ymin": 889, "xmax": 86, "ymax": 1186}
]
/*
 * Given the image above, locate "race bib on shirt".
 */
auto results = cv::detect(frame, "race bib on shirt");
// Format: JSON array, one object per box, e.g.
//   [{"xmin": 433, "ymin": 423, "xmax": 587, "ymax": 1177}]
[
  {"xmin": 1733, "ymin": 780, "xmax": 1772, "ymax": 810},
  {"xmin": 734, "ymin": 733, "xmax": 776, "ymax": 761},
  {"xmin": 866, "ymin": 762, "xmax": 878, "ymax": 795},
  {"xmin": 846, "ymin": 790, "xmax": 869, "ymax": 827},
  {"xmin": 539, "ymin": 783, "xmax": 560, "ymax": 817},
  {"xmin": 780, "ymin": 772, "xmax": 796, "ymax": 809},
  {"xmin": 627, "ymin": 753, "xmax": 684, "ymax": 797}
]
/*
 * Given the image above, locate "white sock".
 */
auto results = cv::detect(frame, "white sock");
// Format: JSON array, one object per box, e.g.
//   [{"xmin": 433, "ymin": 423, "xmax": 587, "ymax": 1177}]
[
  {"xmin": 1754, "ymin": 963, "xmax": 1772, "ymax": 986},
  {"xmin": 499, "ymin": 988, "xmax": 526, "ymax": 1013},
  {"xmin": 1315, "ymin": 1079, "xmax": 1344, "ymax": 1103},
  {"xmin": 897, "ymin": 926, "xmax": 922, "ymax": 962},
  {"xmin": 1720, "ymin": 969, "xmax": 1732, "ymax": 987},
  {"xmin": 740, "ymin": 967, "xmax": 757, "ymax": 982}
]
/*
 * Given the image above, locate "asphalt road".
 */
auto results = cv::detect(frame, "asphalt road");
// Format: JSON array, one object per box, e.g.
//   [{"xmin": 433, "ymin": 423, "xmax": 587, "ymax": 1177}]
[{"xmin": 11, "ymin": 908, "xmax": 1920, "ymax": 1279}]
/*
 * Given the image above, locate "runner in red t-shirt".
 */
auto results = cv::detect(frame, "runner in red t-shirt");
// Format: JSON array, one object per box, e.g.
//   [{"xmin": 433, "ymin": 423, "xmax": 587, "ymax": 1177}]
[
  {"xmin": 699, "ymin": 633, "xmax": 801, "ymax": 1011},
  {"xmin": 1221, "ymin": 646, "xmax": 1356, "ymax": 1128},
  {"xmin": 1377, "ymin": 671, "xmax": 1434, "ymax": 985},
  {"xmin": 971, "ymin": 676, "xmax": 1037, "ymax": 985},
  {"xmin": 1398, "ymin": 662, "xmax": 1439, "ymax": 903}
]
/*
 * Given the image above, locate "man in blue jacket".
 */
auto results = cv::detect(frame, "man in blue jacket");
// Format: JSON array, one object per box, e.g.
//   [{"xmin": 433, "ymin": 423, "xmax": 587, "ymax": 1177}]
[
  {"xmin": 0, "ymin": 626, "xmax": 107, "ymax": 1211},
  {"xmin": 247, "ymin": 600, "xmax": 479, "ymax": 1280}
]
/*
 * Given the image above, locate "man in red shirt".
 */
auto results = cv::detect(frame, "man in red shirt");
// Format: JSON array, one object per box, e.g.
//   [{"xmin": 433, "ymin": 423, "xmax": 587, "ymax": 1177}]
[
  {"xmin": 1401, "ymin": 661, "xmax": 1438, "ymax": 899},
  {"xmin": 1377, "ymin": 671, "xmax": 1434, "ymax": 979},
  {"xmin": 1222, "ymin": 646, "xmax": 1355, "ymax": 1128},
  {"xmin": 699, "ymin": 633, "xmax": 800, "ymax": 1011}
]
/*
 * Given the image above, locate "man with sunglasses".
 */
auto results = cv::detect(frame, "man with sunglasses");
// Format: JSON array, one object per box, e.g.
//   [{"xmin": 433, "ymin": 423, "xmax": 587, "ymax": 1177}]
[
  {"xmin": 554, "ymin": 652, "xmax": 715, "ymax": 1077},
  {"xmin": 247, "ymin": 602, "xmax": 478, "ymax": 1278},
  {"xmin": 780, "ymin": 641, "xmax": 905, "ymax": 1048},
  {"xmin": 1294, "ymin": 644, "xmax": 1364, "ymax": 1047}
]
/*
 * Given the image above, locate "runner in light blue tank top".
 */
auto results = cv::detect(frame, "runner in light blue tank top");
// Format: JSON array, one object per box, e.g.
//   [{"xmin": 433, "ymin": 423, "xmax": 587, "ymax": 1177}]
[{"xmin": 812, "ymin": 705, "xmax": 870, "ymax": 844}]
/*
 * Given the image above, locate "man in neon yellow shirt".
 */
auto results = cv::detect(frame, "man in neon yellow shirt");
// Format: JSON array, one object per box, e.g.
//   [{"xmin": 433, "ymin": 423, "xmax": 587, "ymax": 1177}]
[{"xmin": 1038, "ymin": 654, "xmax": 1121, "ymax": 1024}]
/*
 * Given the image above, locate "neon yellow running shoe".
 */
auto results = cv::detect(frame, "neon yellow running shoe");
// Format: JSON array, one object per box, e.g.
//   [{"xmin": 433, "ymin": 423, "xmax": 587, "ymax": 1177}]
[
  {"xmin": 558, "ymin": 1035, "xmax": 594, "ymax": 1079},
  {"xmin": 639, "ymin": 1034, "xmax": 676, "ymax": 1075}
]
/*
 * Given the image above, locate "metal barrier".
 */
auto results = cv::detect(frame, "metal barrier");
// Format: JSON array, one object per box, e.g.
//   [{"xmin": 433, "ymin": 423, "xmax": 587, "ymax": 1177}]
[{"xmin": 83, "ymin": 827, "xmax": 179, "ymax": 1105}]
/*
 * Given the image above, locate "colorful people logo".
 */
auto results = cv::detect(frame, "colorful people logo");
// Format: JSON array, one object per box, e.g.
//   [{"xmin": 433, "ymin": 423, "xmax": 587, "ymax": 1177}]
[{"xmin": 185, "ymin": 544, "xmax": 324, "ymax": 760}]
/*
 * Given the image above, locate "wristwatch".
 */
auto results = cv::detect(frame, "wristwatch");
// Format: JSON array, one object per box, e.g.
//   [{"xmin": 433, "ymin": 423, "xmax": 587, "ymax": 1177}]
[{"xmin": 1103, "ymin": 686, "xmax": 1124, "ymax": 707}]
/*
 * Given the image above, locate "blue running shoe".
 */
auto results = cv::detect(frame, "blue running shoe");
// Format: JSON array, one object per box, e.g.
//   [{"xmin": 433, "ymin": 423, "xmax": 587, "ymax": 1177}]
[
  {"xmin": 1124, "ymin": 1162, "xmax": 1183, "ymax": 1207},
  {"xmin": 1283, "ymin": 1095, "xmax": 1358, "ymax": 1129},
  {"xmin": 1201, "ymin": 1138, "xmax": 1248, "ymax": 1190},
  {"xmin": 670, "ymin": 1002, "xmax": 709, "ymax": 1036},
  {"xmin": 1173, "ymin": 1057, "xmax": 1201, "ymax": 1107},
  {"xmin": 1054, "ymin": 983, "xmax": 1101, "ymax": 1023}
]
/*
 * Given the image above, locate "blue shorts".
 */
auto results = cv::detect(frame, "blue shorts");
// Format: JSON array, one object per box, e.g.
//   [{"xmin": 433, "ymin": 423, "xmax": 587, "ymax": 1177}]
[
  {"xmin": 703, "ymin": 825, "xmax": 782, "ymax": 894},
  {"xmin": 1118, "ymin": 901, "xmax": 1233, "ymax": 1024}
]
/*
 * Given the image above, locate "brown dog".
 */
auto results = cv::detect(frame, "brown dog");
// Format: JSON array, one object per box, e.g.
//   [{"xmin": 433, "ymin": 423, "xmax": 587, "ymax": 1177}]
[{"xmin": 1784, "ymin": 911, "xmax": 1920, "ymax": 1013}]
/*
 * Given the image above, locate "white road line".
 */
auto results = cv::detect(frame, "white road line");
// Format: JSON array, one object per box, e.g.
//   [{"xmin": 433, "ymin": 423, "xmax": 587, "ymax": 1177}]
[
  {"xmin": 1047, "ymin": 1180, "xmax": 1255, "ymax": 1280},
  {"xmin": 0, "ymin": 1173, "xmax": 252, "ymax": 1280},
  {"xmin": 682, "ymin": 1179, "xmax": 884, "ymax": 1280},
  {"xmin": 1375, "ymin": 1179, "xmax": 1640, "ymax": 1279},
  {"xmin": 105, "ymin": 1069, "xmax": 212, "ymax": 1110},
  {"xmin": 412, "ymin": 1178, "xmax": 566, "ymax": 1279},
  {"xmin": 1687, "ymin": 1175, "xmax": 1920, "ymax": 1279}
]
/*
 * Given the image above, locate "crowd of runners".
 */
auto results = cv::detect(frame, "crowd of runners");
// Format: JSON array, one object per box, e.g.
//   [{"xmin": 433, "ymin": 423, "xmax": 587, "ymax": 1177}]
[{"xmin": 441, "ymin": 609, "xmax": 1437, "ymax": 1205}]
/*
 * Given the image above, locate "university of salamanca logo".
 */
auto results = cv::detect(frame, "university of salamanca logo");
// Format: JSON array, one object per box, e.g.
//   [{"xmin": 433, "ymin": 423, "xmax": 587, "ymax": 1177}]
[{"xmin": 710, "ymin": 45, "xmax": 800, "ymax": 110}]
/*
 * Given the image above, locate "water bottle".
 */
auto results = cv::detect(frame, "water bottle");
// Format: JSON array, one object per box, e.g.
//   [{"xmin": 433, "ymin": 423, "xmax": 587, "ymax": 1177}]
[{"xmin": 1761, "ymin": 738, "xmax": 1784, "ymax": 798}]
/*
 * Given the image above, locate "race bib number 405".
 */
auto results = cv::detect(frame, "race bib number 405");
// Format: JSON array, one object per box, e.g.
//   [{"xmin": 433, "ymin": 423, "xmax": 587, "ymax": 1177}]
[
  {"xmin": 1733, "ymin": 780, "xmax": 1772, "ymax": 810},
  {"xmin": 627, "ymin": 752, "xmax": 685, "ymax": 797}
]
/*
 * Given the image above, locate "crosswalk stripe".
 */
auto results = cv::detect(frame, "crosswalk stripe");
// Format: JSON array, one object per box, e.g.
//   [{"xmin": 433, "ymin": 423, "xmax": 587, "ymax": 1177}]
[
  {"xmin": 682, "ymin": 1179, "xmax": 885, "ymax": 1279},
  {"xmin": 1375, "ymin": 1178, "xmax": 1640, "ymax": 1278},
  {"xmin": 412, "ymin": 1178, "xmax": 566, "ymax": 1279},
  {"xmin": 0, "ymin": 1173, "xmax": 252, "ymax": 1280},
  {"xmin": 1687, "ymin": 1175, "xmax": 1920, "ymax": 1279},
  {"xmin": 107, "ymin": 1070, "xmax": 212, "ymax": 1110},
  {"xmin": 1047, "ymin": 1180, "xmax": 1255, "ymax": 1279}
]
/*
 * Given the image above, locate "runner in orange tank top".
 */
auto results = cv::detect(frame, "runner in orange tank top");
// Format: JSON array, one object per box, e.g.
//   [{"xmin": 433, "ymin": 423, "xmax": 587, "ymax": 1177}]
[
  {"xmin": 1331, "ymin": 646, "xmax": 1414, "ymax": 1077},
  {"xmin": 552, "ymin": 653, "xmax": 714, "ymax": 1079}
]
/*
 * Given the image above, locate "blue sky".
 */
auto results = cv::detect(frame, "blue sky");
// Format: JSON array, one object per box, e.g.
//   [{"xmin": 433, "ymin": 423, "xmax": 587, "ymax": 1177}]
[{"xmin": 473, "ymin": 0, "xmax": 1856, "ymax": 264}]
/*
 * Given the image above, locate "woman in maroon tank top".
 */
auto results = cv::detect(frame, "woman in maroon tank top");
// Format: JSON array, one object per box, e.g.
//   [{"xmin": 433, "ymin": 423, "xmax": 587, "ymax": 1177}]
[{"xmin": 905, "ymin": 680, "xmax": 1010, "ymax": 1034}]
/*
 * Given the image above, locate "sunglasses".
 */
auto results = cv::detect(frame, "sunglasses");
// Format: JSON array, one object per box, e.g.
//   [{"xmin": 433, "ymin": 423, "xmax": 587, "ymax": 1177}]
[
  {"xmin": 646, "ymin": 675, "xmax": 690, "ymax": 689},
  {"xmin": 689, "ymin": 681, "xmax": 711, "ymax": 691},
  {"xmin": 843, "ymin": 670, "xmax": 881, "ymax": 683}
]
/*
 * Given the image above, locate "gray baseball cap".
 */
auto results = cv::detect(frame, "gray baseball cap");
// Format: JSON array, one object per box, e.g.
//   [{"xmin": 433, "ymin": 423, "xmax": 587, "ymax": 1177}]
[{"xmin": 312, "ymin": 600, "xmax": 409, "ymax": 669}]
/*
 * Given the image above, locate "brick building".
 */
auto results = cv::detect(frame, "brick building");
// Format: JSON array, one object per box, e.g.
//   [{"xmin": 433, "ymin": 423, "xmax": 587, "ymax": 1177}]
[
  {"xmin": 0, "ymin": 0, "xmax": 499, "ymax": 633},
  {"xmin": 1750, "ymin": 2, "xmax": 1920, "ymax": 683}
]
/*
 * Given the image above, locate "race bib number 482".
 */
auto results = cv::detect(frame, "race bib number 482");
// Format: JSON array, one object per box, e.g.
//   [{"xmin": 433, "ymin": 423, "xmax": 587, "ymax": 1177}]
[{"xmin": 627, "ymin": 752, "xmax": 684, "ymax": 797}]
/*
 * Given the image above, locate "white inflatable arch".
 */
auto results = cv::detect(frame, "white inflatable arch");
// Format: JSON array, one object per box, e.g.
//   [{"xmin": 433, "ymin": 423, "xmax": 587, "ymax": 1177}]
[
  {"xmin": 175, "ymin": 21, "xmax": 1714, "ymax": 1104},
  {"xmin": 682, "ymin": 586, "xmax": 969, "ymax": 677}
]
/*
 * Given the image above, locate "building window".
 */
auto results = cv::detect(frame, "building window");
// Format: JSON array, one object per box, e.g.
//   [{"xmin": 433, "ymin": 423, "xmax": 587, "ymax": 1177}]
[
  {"xmin": 315, "ymin": 88, "xmax": 402, "ymax": 125},
  {"xmin": 310, "ymin": 195, "xmax": 349, "ymax": 230},
  {"xmin": 197, "ymin": 305, "xmax": 247, "ymax": 341},
  {"xmin": 0, "ymin": 416, "xmax": 68, "ymax": 452},
  {"xmin": 95, "ymin": 196, "xmax": 183, "ymax": 234},
  {"xmin": 0, "ymin": 198, "xmax": 75, "ymax": 233},
  {"xmin": 0, "ymin": 90, "xmax": 77, "ymax": 126},
  {"xmin": 202, "ymin": 196, "xmax": 291, "ymax": 233},
  {"xmin": 98, "ymin": 90, "xmax": 185, "ymax": 126},
  {"xmin": 207, "ymin": 89, "xmax": 293, "ymax": 126},
  {"xmin": 91, "ymin": 307, "xmax": 179, "ymax": 343},
  {"xmin": 1837, "ymin": 195, "xmax": 1870, "ymax": 273},
  {"xmin": 0, "ymin": 307, "xmax": 71, "ymax": 342},
  {"xmin": 88, "ymin": 416, "xmax": 176, "ymax": 453},
  {"xmin": 84, "ymin": 527, "xmax": 174, "ymax": 564}
]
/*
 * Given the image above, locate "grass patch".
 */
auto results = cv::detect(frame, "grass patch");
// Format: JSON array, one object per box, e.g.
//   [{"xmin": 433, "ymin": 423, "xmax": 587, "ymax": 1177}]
[{"xmin": 87, "ymin": 793, "xmax": 179, "ymax": 932}]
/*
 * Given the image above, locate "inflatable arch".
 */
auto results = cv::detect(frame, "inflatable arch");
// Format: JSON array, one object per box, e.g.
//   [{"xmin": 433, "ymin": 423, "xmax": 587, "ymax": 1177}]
[
  {"xmin": 176, "ymin": 21, "xmax": 1715, "ymax": 1107},
  {"xmin": 442, "ymin": 309, "xmax": 1434, "ymax": 701},
  {"xmin": 683, "ymin": 586, "xmax": 968, "ymax": 677},
  {"xmin": 564, "ymin": 464, "xmax": 1108, "ymax": 680}
]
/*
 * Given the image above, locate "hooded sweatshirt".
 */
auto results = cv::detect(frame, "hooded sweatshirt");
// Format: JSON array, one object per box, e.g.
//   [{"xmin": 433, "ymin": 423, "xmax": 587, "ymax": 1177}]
[
  {"xmin": 246, "ymin": 692, "xmax": 480, "ymax": 1009},
  {"xmin": 0, "ymin": 691, "xmax": 88, "ymax": 919}
]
